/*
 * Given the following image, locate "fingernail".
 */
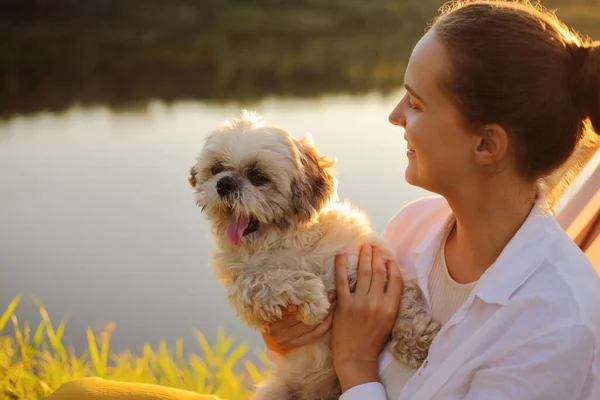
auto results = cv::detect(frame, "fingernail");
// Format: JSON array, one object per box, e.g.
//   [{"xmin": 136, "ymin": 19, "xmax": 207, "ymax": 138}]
[
  {"xmin": 287, "ymin": 305, "xmax": 297, "ymax": 312},
  {"xmin": 336, "ymin": 249, "xmax": 347, "ymax": 256}
]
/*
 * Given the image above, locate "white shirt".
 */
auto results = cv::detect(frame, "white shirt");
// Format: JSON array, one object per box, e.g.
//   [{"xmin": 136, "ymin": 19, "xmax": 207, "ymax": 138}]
[
  {"xmin": 340, "ymin": 196, "xmax": 600, "ymax": 400},
  {"xmin": 380, "ymin": 215, "xmax": 475, "ymax": 400}
]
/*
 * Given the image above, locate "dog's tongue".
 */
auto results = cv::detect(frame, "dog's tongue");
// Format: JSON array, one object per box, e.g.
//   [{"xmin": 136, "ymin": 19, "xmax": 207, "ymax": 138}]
[{"xmin": 225, "ymin": 216, "xmax": 250, "ymax": 246}]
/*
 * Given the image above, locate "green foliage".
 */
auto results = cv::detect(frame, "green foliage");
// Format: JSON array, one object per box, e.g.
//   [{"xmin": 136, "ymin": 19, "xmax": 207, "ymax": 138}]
[
  {"xmin": 0, "ymin": 295, "xmax": 269, "ymax": 400},
  {"xmin": 1, "ymin": 0, "xmax": 599, "ymax": 117}
]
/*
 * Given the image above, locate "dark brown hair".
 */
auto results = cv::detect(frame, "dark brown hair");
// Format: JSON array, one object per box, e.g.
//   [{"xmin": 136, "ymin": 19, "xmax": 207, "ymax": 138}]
[{"xmin": 430, "ymin": 0, "xmax": 600, "ymax": 205}]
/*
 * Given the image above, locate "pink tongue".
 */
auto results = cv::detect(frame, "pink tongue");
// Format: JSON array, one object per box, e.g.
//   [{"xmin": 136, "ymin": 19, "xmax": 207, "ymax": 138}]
[{"xmin": 225, "ymin": 216, "xmax": 251, "ymax": 246}]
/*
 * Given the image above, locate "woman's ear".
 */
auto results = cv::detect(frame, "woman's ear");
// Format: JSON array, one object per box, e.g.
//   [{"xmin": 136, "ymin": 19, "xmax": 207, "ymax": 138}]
[{"xmin": 473, "ymin": 123, "xmax": 509, "ymax": 167}]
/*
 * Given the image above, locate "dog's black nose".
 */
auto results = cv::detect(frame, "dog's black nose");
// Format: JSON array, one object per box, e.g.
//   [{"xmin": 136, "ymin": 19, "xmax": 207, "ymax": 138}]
[{"xmin": 217, "ymin": 176, "xmax": 237, "ymax": 197}]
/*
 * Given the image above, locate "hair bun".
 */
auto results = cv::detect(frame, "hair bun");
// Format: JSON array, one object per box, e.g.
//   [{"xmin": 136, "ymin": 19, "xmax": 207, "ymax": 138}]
[{"xmin": 574, "ymin": 41, "xmax": 600, "ymax": 134}]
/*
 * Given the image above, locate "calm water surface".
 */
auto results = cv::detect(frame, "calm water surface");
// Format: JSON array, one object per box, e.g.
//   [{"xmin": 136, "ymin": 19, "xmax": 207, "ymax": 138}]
[{"xmin": 0, "ymin": 91, "xmax": 432, "ymax": 354}]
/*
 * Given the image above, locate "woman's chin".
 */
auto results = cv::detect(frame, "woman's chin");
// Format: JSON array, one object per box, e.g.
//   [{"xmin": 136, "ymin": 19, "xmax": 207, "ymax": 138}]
[{"xmin": 405, "ymin": 165, "xmax": 419, "ymax": 187}]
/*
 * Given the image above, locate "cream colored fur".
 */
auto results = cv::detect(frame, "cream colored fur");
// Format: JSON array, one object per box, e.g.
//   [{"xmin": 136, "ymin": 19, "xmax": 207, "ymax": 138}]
[{"xmin": 189, "ymin": 111, "xmax": 441, "ymax": 400}]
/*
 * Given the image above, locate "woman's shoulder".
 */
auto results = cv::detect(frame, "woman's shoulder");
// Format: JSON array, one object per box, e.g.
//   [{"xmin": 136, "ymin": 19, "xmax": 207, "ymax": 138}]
[
  {"xmin": 493, "ymin": 219, "xmax": 600, "ymax": 344},
  {"xmin": 382, "ymin": 195, "xmax": 451, "ymax": 265},
  {"xmin": 383, "ymin": 195, "xmax": 450, "ymax": 241},
  {"xmin": 522, "ymin": 231, "xmax": 600, "ymax": 329}
]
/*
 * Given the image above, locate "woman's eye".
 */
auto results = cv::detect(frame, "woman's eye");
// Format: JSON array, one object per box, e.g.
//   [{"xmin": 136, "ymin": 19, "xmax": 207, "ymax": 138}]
[
  {"xmin": 408, "ymin": 96, "xmax": 418, "ymax": 110},
  {"xmin": 248, "ymin": 169, "xmax": 269, "ymax": 186},
  {"xmin": 211, "ymin": 163, "xmax": 224, "ymax": 175}
]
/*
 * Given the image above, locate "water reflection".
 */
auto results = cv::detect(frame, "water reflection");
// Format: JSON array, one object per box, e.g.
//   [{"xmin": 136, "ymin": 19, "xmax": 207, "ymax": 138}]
[{"xmin": 3, "ymin": 0, "xmax": 598, "ymax": 119}]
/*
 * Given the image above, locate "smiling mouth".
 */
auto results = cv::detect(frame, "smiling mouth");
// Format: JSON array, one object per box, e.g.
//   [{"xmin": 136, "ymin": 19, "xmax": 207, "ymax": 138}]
[{"xmin": 404, "ymin": 134, "xmax": 415, "ymax": 153}]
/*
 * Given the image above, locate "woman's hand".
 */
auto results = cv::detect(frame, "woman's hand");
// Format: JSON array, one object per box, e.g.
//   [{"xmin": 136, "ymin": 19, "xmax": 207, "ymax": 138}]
[
  {"xmin": 261, "ymin": 293, "xmax": 336, "ymax": 355},
  {"xmin": 332, "ymin": 244, "xmax": 403, "ymax": 392}
]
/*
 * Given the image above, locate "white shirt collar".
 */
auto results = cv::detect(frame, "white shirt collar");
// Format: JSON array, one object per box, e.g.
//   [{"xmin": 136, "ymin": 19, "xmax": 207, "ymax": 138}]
[
  {"xmin": 474, "ymin": 197, "xmax": 558, "ymax": 305},
  {"xmin": 412, "ymin": 195, "xmax": 559, "ymax": 307}
]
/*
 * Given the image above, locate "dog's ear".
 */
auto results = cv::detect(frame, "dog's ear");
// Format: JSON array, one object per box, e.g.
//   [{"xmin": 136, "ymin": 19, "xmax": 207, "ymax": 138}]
[
  {"xmin": 188, "ymin": 166, "xmax": 197, "ymax": 188},
  {"xmin": 291, "ymin": 137, "xmax": 336, "ymax": 222}
]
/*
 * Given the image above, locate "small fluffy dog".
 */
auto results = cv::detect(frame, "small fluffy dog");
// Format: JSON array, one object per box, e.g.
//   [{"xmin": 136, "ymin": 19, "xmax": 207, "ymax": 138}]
[{"xmin": 189, "ymin": 112, "xmax": 440, "ymax": 400}]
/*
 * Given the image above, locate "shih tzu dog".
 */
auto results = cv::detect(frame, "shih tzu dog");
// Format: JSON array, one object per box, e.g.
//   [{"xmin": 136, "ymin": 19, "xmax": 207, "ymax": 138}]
[{"xmin": 188, "ymin": 111, "xmax": 441, "ymax": 400}]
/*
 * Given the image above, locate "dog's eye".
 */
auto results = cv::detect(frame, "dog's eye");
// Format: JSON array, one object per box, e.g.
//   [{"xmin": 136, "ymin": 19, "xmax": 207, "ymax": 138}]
[
  {"xmin": 247, "ymin": 169, "xmax": 269, "ymax": 186},
  {"xmin": 211, "ymin": 163, "xmax": 224, "ymax": 176}
]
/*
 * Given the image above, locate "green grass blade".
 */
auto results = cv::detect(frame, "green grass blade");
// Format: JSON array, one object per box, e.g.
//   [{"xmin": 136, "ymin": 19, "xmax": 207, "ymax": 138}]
[
  {"xmin": 86, "ymin": 328, "xmax": 105, "ymax": 377},
  {"xmin": 193, "ymin": 329, "xmax": 214, "ymax": 362},
  {"xmin": 100, "ymin": 322, "xmax": 114, "ymax": 373},
  {"xmin": 11, "ymin": 314, "xmax": 27, "ymax": 360},
  {"xmin": 31, "ymin": 321, "xmax": 46, "ymax": 351},
  {"xmin": 0, "ymin": 294, "xmax": 21, "ymax": 334},
  {"xmin": 244, "ymin": 360, "xmax": 265, "ymax": 383},
  {"xmin": 224, "ymin": 343, "xmax": 248, "ymax": 371}
]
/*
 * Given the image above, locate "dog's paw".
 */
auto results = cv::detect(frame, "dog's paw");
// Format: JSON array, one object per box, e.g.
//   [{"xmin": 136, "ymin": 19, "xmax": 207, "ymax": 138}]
[
  {"xmin": 390, "ymin": 314, "xmax": 441, "ymax": 368},
  {"xmin": 297, "ymin": 295, "xmax": 330, "ymax": 325}
]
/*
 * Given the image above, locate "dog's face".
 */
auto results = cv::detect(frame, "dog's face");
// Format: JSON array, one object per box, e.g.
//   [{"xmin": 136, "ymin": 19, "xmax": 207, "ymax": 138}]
[{"xmin": 189, "ymin": 112, "xmax": 336, "ymax": 246}]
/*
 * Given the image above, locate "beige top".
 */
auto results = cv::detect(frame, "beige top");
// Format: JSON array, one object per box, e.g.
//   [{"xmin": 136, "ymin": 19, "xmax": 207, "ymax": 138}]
[{"xmin": 380, "ymin": 217, "xmax": 477, "ymax": 400}]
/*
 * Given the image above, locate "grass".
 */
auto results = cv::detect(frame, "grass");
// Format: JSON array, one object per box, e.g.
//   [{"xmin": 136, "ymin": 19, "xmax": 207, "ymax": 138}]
[{"xmin": 0, "ymin": 295, "xmax": 269, "ymax": 400}]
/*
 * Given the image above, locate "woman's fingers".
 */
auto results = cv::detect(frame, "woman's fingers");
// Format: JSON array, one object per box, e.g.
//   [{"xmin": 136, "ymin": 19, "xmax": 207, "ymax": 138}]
[
  {"xmin": 331, "ymin": 252, "xmax": 402, "ymax": 376},
  {"xmin": 335, "ymin": 252, "xmax": 352, "ymax": 303},
  {"xmin": 264, "ymin": 303, "xmax": 300, "ymax": 332},
  {"xmin": 285, "ymin": 309, "xmax": 335, "ymax": 348},
  {"xmin": 260, "ymin": 330, "xmax": 288, "ymax": 355},
  {"xmin": 385, "ymin": 259, "xmax": 403, "ymax": 302},
  {"xmin": 273, "ymin": 319, "xmax": 320, "ymax": 344},
  {"xmin": 266, "ymin": 299, "xmax": 336, "ymax": 348},
  {"xmin": 266, "ymin": 313, "xmax": 301, "ymax": 333},
  {"xmin": 355, "ymin": 244, "xmax": 373, "ymax": 296},
  {"xmin": 369, "ymin": 246, "xmax": 387, "ymax": 294},
  {"xmin": 281, "ymin": 304, "xmax": 298, "ymax": 315}
]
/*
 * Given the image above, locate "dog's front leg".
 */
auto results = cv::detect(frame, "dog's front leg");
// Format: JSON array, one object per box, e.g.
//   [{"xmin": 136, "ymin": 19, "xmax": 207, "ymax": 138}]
[
  {"xmin": 287, "ymin": 271, "xmax": 330, "ymax": 326},
  {"xmin": 228, "ymin": 270, "xmax": 330, "ymax": 331}
]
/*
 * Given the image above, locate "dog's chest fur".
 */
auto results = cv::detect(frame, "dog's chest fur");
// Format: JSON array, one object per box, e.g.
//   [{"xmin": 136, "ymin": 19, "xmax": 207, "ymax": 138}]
[{"xmin": 209, "ymin": 204, "xmax": 374, "ymax": 325}]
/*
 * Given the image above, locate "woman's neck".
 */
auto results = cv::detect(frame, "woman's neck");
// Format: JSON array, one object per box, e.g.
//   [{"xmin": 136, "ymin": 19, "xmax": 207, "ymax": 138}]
[{"xmin": 443, "ymin": 179, "xmax": 538, "ymax": 284}]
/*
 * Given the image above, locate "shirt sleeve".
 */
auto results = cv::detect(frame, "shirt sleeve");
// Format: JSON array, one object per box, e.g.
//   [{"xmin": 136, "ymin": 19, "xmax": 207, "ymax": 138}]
[
  {"xmin": 463, "ymin": 324, "xmax": 597, "ymax": 400},
  {"xmin": 339, "ymin": 382, "xmax": 387, "ymax": 400}
]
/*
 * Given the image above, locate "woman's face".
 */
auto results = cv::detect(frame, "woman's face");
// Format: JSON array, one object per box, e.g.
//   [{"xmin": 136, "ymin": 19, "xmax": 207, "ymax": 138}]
[{"xmin": 389, "ymin": 31, "xmax": 481, "ymax": 196}]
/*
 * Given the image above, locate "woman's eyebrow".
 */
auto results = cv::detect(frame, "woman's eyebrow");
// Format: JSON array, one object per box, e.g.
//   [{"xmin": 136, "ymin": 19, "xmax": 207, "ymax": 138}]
[{"xmin": 404, "ymin": 83, "xmax": 427, "ymax": 105}]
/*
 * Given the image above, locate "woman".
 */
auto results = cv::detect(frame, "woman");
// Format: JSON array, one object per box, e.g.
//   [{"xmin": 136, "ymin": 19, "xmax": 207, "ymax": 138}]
[
  {"xmin": 265, "ymin": 1, "xmax": 600, "ymax": 399},
  {"xmin": 49, "ymin": 1, "xmax": 600, "ymax": 399}
]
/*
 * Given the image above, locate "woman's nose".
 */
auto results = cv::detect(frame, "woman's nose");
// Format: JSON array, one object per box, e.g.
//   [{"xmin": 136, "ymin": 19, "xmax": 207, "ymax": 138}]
[{"xmin": 388, "ymin": 101, "xmax": 406, "ymax": 128}]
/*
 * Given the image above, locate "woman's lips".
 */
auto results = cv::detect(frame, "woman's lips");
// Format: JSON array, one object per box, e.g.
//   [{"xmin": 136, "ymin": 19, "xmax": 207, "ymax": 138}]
[{"xmin": 405, "ymin": 137, "xmax": 416, "ymax": 157}]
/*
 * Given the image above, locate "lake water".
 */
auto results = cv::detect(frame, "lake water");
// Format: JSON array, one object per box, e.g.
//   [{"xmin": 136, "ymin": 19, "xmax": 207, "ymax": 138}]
[{"xmin": 0, "ymin": 91, "xmax": 432, "ymax": 355}]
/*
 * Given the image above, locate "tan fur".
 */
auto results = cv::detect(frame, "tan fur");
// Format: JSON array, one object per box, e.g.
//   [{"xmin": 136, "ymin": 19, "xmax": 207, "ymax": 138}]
[{"xmin": 189, "ymin": 111, "xmax": 441, "ymax": 400}]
